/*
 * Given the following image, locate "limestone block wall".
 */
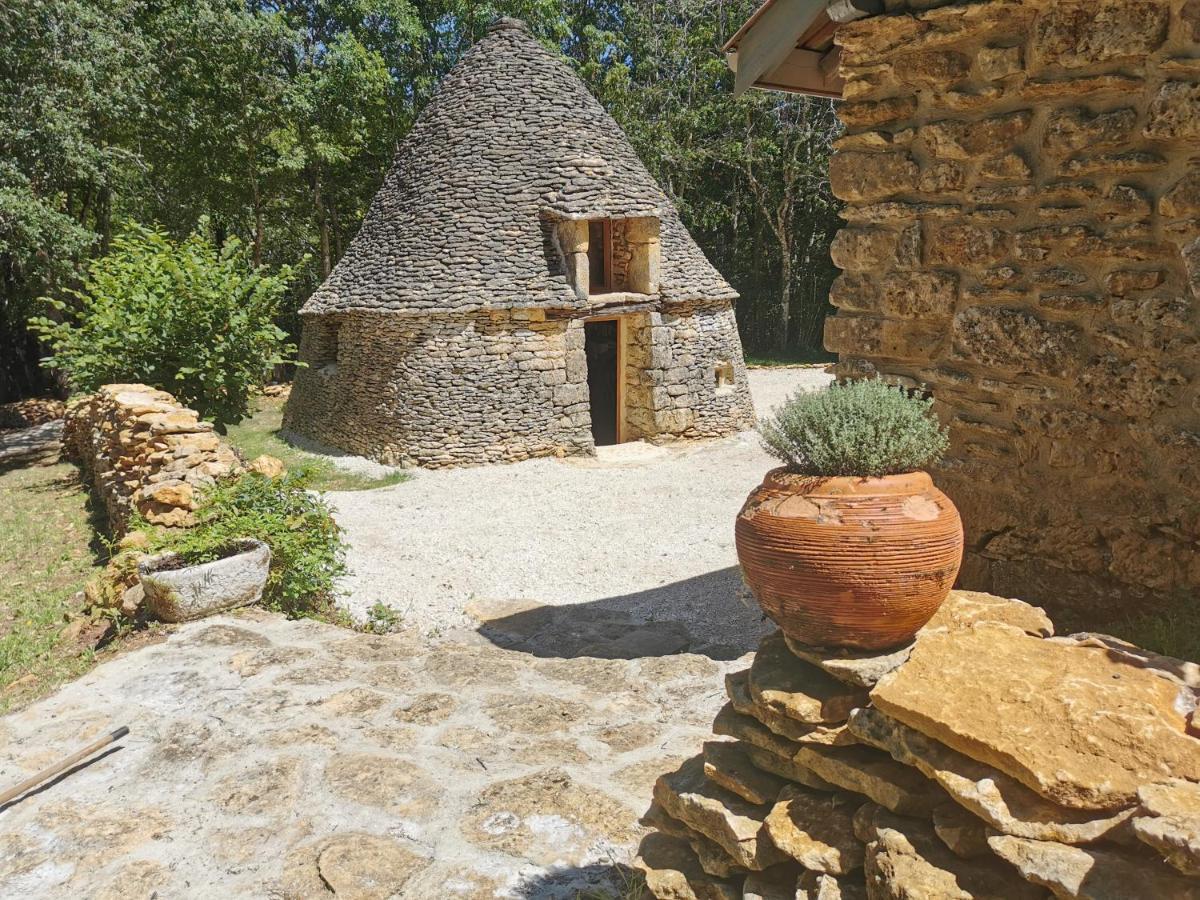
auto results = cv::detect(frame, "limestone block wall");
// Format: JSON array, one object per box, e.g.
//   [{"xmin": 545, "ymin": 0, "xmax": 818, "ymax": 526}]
[
  {"xmin": 826, "ymin": 0, "xmax": 1200, "ymax": 624},
  {"xmin": 64, "ymin": 385, "xmax": 244, "ymax": 533},
  {"xmin": 624, "ymin": 301, "xmax": 757, "ymax": 441},
  {"xmin": 638, "ymin": 591, "xmax": 1200, "ymax": 898},
  {"xmin": 284, "ymin": 309, "xmax": 595, "ymax": 467}
]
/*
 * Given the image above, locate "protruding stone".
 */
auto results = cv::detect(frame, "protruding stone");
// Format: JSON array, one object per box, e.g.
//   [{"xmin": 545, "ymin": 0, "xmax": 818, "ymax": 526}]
[
  {"xmin": 764, "ymin": 785, "xmax": 864, "ymax": 875},
  {"xmin": 783, "ymin": 637, "xmax": 912, "ymax": 690},
  {"xmin": 861, "ymin": 807, "xmax": 1045, "ymax": 900},
  {"xmin": 703, "ymin": 741, "xmax": 787, "ymax": 806},
  {"xmin": 847, "ymin": 707, "xmax": 1135, "ymax": 844},
  {"xmin": 1133, "ymin": 780, "xmax": 1200, "ymax": 877},
  {"xmin": 653, "ymin": 756, "xmax": 788, "ymax": 871},
  {"xmin": 725, "ymin": 671, "xmax": 854, "ymax": 746},
  {"xmin": 1145, "ymin": 81, "xmax": 1200, "ymax": 140},
  {"xmin": 919, "ymin": 112, "xmax": 1031, "ymax": 160},
  {"xmin": 988, "ymin": 834, "xmax": 1200, "ymax": 900},
  {"xmin": 792, "ymin": 744, "xmax": 942, "ymax": 817},
  {"xmin": 643, "ymin": 802, "xmax": 747, "ymax": 879},
  {"xmin": 749, "ymin": 633, "xmax": 869, "ymax": 726},
  {"xmin": 714, "ymin": 703, "xmax": 803, "ymax": 760},
  {"xmin": 796, "ymin": 870, "xmax": 867, "ymax": 900},
  {"xmin": 1033, "ymin": 1, "xmax": 1168, "ymax": 70},
  {"xmin": 1044, "ymin": 107, "xmax": 1137, "ymax": 153},
  {"xmin": 744, "ymin": 745, "xmax": 838, "ymax": 793},
  {"xmin": 635, "ymin": 832, "xmax": 742, "ymax": 900},
  {"xmin": 829, "ymin": 152, "xmax": 920, "ymax": 204},
  {"xmin": 871, "ymin": 623, "xmax": 1200, "ymax": 811}
]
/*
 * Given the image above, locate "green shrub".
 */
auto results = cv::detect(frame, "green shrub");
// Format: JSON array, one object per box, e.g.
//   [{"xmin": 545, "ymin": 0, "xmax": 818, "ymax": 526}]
[
  {"xmin": 760, "ymin": 378, "xmax": 949, "ymax": 477},
  {"xmin": 139, "ymin": 471, "xmax": 346, "ymax": 619},
  {"xmin": 30, "ymin": 221, "xmax": 297, "ymax": 430}
]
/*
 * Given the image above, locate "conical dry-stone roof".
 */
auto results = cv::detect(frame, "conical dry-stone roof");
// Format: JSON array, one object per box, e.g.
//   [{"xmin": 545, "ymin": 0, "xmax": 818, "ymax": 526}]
[{"xmin": 301, "ymin": 17, "xmax": 736, "ymax": 315}]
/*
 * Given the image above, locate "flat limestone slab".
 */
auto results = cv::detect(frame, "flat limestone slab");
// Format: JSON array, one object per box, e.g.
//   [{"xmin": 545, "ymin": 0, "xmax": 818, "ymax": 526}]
[
  {"xmin": 989, "ymin": 834, "xmax": 1200, "ymax": 900},
  {"xmin": 763, "ymin": 785, "xmax": 864, "ymax": 875},
  {"xmin": 1133, "ymin": 780, "xmax": 1200, "ymax": 877},
  {"xmin": 847, "ymin": 707, "xmax": 1136, "ymax": 844},
  {"xmin": 750, "ymin": 633, "xmax": 869, "ymax": 725},
  {"xmin": 726, "ymin": 670, "xmax": 853, "ymax": 745},
  {"xmin": 653, "ymin": 756, "xmax": 788, "ymax": 871},
  {"xmin": 793, "ymin": 744, "xmax": 943, "ymax": 817},
  {"xmin": 860, "ymin": 806, "xmax": 1045, "ymax": 900},
  {"xmin": 635, "ymin": 832, "xmax": 742, "ymax": 900},
  {"xmin": 744, "ymin": 745, "xmax": 838, "ymax": 792},
  {"xmin": 871, "ymin": 622, "xmax": 1200, "ymax": 810},
  {"xmin": 713, "ymin": 703, "xmax": 803, "ymax": 760},
  {"xmin": 703, "ymin": 741, "xmax": 787, "ymax": 806}
]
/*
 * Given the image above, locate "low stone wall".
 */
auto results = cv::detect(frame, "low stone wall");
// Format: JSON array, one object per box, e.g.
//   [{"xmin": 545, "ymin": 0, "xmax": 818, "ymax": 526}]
[
  {"xmin": 637, "ymin": 592, "xmax": 1200, "ymax": 898},
  {"xmin": 64, "ymin": 384, "xmax": 244, "ymax": 533}
]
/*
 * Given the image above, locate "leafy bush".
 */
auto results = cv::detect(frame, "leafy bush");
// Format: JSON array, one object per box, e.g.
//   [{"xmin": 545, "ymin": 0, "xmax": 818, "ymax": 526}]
[
  {"xmin": 30, "ymin": 222, "xmax": 297, "ymax": 429},
  {"xmin": 760, "ymin": 378, "xmax": 949, "ymax": 477},
  {"xmin": 139, "ymin": 471, "xmax": 346, "ymax": 618}
]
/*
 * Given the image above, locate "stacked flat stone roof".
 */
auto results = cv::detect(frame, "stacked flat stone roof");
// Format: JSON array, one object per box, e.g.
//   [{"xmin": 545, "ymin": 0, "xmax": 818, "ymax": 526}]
[{"xmin": 301, "ymin": 17, "xmax": 737, "ymax": 316}]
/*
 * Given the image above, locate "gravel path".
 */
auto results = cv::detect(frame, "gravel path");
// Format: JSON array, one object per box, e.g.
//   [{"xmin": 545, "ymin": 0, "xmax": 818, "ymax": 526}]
[{"xmin": 331, "ymin": 366, "xmax": 832, "ymax": 655}]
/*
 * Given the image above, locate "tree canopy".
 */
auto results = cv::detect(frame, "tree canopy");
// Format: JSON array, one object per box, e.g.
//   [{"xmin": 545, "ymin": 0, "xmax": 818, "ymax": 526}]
[{"xmin": 0, "ymin": 0, "xmax": 841, "ymax": 401}]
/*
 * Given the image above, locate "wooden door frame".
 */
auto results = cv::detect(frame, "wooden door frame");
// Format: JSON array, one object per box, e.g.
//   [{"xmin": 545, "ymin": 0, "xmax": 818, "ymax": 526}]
[{"xmin": 584, "ymin": 314, "xmax": 625, "ymax": 444}]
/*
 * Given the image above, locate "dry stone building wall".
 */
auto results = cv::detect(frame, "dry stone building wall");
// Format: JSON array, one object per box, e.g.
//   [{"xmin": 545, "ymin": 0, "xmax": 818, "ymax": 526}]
[
  {"xmin": 826, "ymin": 0, "xmax": 1200, "ymax": 623},
  {"xmin": 285, "ymin": 302, "xmax": 755, "ymax": 468}
]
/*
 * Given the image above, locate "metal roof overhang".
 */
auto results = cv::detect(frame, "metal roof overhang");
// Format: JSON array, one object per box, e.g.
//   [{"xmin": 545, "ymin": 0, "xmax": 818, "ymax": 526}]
[{"xmin": 723, "ymin": 0, "xmax": 880, "ymax": 99}]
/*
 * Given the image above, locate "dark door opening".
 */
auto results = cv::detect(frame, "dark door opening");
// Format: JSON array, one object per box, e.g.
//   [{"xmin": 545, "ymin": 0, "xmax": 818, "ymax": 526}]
[{"xmin": 584, "ymin": 320, "xmax": 619, "ymax": 446}]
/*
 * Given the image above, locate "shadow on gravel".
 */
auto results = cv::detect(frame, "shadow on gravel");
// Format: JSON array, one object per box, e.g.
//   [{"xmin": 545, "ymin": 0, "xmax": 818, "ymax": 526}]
[
  {"xmin": 510, "ymin": 862, "xmax": 646, "ymax": 899},
  {"xmin": 475, "ymin": 566, "xmax": 768, "ymax": 661}
]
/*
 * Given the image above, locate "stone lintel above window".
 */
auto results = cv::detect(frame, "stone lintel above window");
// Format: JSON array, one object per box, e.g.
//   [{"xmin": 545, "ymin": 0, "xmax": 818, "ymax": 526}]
[{"xmin": 554, "ymin": 214, "xmax": 661, "ymax": 301}]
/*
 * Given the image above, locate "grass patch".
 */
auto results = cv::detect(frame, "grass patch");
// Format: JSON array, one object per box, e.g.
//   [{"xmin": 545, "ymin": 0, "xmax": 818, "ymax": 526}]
[
  {"xmin": 745, "ymin": 348, "xmax": 835, "ymax": 368},
  {"xmin": 1108, "ymin": 596, "xmax": 1200, "ymax": 663},
  {"xmin": 225, "ymin": 393, "xmax": 410, "ymax": 492},
  {"xmin": 0, "ymin": 461, "xmax": 107, "ymax": 712}
]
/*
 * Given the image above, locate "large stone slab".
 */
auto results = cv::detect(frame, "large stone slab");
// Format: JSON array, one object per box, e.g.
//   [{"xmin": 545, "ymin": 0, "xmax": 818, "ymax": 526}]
[
  {"xmin": 726, "ymin": 670, "xmax": 854, "ymax": 745},
  {"xmin": 1133, "ymin": 780, "xmax": 1200, "ymax": 877},
  {"xmin": 847, "ymin": 707, "xmax": 1135, "ymax": 843},
  {"xmin": 653, "ymin": 756, "xmax": 789, "ymax": 871},
  {"xmin": 988, "ymin": 834, "xmax": 1200, "ymax": 900},
  {"xmin": 871, "ymin": 622, "xmax": 1200, "ymax": 810},
  {"xmin": 763, "ymin": 785, "xmax": 864, "ymax": 875},
  {"xmin": 859, "ymin": 806, "xmax": 1044, "ymax": 900},
  {"xmin": 635, "ymin": 832, "xmax": 742, "ymax": 900},
  {"xmin": 792, "ymin": 744, "xmax": 943, "ymax": 817},
  {"xmin": 713, "ymin": 703, "xmax": 803, "ymax": 760},
  {"xmin": 703, "ymin": 741, "xmax": 787, "ymax": 806},
  {"xmin": 782, "ymin": 591, "xmax": 1053, "ymax": 690},
  {"xmin": 749, "ymin": 633, "xmax": 869, "ymax": 725}
]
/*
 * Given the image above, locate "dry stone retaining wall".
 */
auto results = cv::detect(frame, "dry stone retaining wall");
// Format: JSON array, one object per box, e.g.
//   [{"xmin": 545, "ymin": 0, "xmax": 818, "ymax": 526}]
[
  {"xmin": 284, "ymin": 303, "xmax": 754, "ymax": 468},
  {"xmin": 637, "ymin": 591, "xmax": 1200, "ymax": 898},
  {"xmin": 825, "ymin": 0, "xmax": 1200, "ymax": 624},
  {"xmin": 64, "ymin": 384, "xmax": 243, "ymax": 533}
]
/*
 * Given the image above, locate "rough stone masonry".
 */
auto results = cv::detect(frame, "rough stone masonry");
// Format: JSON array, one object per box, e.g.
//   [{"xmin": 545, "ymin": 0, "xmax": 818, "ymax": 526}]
[
  {"xmin": 824, "ymin": 0, "xmax": 1200, "ymax": 624},
  {"xmin": 638, "ymin": 591, "xmax": 1200, "ymax": 899}
]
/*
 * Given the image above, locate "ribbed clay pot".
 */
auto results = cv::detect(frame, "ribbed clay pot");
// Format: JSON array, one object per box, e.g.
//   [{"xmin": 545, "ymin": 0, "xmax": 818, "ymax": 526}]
[{"xmin": 735, "ymin": 467, "xmax": 963, "ymax": 651}]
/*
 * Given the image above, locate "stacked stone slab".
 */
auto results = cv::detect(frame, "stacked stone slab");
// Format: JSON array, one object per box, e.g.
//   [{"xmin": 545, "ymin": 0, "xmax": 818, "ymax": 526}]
[
  {"xmin": 824, "ymin": 0, "xmax": 1200, "ymax": 623},
  {"xmin": 284, "ymin": 17, "xmax": 754, "ymax": 468},
  {"xmin": 64, "ymin": 384, "xmax": 244, "ymax": 533},
  {"xmin": 637, "ymin": 591, "xmax": 1200, "ymax": 898}
]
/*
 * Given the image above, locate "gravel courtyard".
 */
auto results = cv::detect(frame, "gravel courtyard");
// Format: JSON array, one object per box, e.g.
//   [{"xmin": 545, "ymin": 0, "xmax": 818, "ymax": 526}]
[{"xmin": 332, "ymin": 366, "xmax": 832, "ymax": 655}]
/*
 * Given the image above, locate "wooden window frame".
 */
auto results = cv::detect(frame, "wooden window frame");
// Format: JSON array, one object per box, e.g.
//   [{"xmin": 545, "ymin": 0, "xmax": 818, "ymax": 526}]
[{"xmin": 588, "ymin": 218, "xmax": 614, "ymax": 295}]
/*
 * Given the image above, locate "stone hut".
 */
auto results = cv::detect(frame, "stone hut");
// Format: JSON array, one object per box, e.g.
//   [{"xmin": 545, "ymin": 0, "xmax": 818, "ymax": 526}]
[
  {"xmin": 726, "ymin": 0, "xmax": 1200, "ymax": 625},
  {"xmin": 284, "ymin": 18, "xmax": 755, "ymax": 468}
]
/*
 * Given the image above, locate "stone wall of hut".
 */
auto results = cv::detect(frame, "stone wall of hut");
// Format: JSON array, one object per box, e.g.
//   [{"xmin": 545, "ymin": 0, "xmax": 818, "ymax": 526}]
[
  {"xmin": 825, "ymin": 0, "xmax": 1200, "ymax": 624},
  {"xmin": 284, "ymin": 301, "xmax": 755, "ymax": 468}
]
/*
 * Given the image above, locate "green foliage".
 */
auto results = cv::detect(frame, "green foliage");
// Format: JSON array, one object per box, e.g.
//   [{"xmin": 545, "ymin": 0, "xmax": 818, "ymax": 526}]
[
  {"xmin": 1110, "ymin": 596, "xmax": 1200, "ymax": 663},
  {"xmin": 141, "ymin": 471, "xmax": 346, "ymax": 619},
  {"xmin": 30, "ymin": 222, "xmax": 297, "ymax": 428},
  {"xmin": 364, "ymin": 601, "xmax": 404, "ymax": 634},
  {"xmin": 760, "ymin": 379, "xmax": 949, "ymax": 478}
]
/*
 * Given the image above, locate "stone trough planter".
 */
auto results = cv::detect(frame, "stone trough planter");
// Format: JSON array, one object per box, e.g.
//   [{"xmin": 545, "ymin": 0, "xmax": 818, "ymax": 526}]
[{"xmin": 138, "ymin": 539, "xmax": 271, "ymax": 623}]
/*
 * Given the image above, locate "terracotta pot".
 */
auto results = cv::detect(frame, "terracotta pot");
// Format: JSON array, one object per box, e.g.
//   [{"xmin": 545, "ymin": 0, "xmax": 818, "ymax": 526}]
[{"xmin": 735, "ymin": 468, "xmax": 963, "ymax": 651}]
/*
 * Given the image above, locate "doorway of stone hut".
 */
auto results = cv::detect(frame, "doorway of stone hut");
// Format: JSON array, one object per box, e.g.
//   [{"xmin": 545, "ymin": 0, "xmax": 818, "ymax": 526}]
[{"xmin": 584, "ymin": 318, "xmax": 623, "ymax": 446}]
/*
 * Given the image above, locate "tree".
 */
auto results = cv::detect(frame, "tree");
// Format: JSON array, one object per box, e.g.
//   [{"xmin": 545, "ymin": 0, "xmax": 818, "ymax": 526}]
[{"xmin": 30, "ymin": 222, "xmax": 297, "ymax": 428}]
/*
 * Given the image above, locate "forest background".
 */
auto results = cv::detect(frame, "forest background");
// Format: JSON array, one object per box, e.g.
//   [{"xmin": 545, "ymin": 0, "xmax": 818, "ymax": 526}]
[{"xmin": 1, "ymin": 0, "xmax": 841, "ymax": 402}]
